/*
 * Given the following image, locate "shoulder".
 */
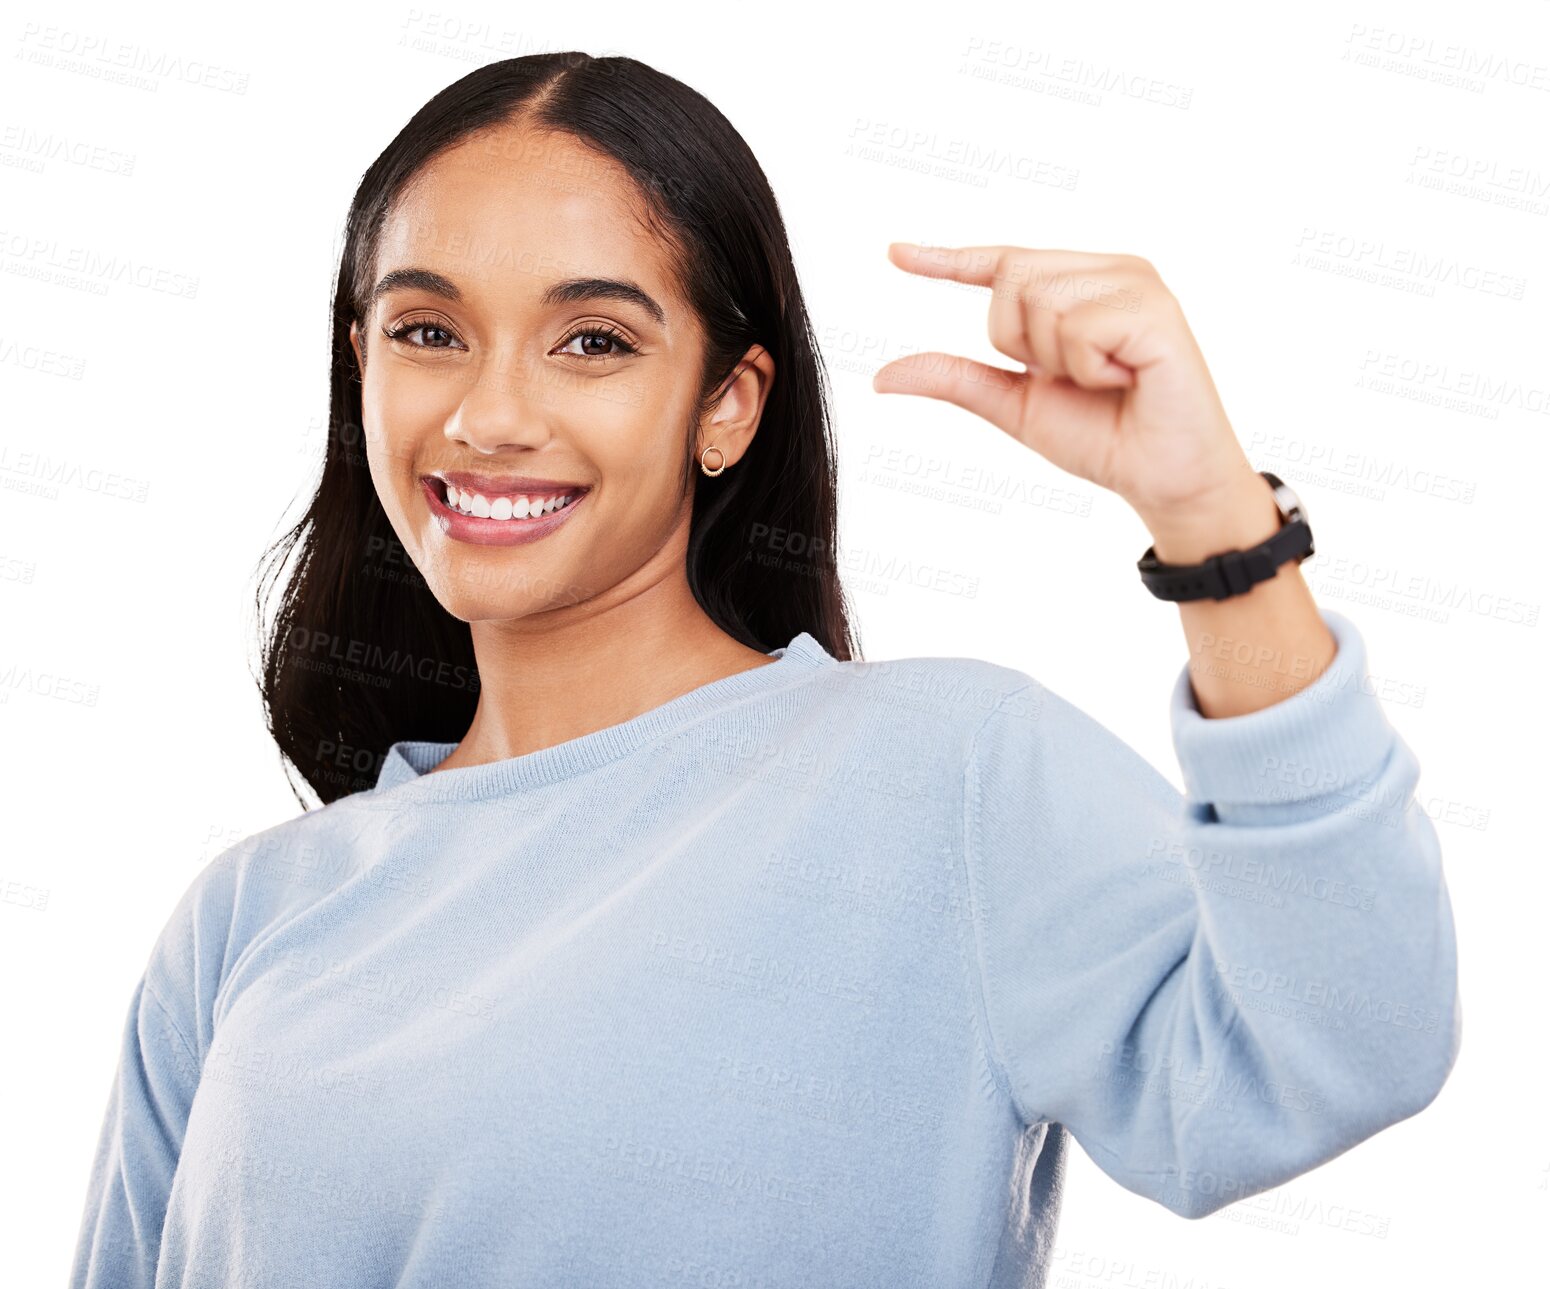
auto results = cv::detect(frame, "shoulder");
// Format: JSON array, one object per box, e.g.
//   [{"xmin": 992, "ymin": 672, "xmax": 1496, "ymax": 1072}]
[
  {"xmin": 800, "ymin": 649, "xmax": 1053, "ymax": 744},
  {"xmin": 208, "ymin": 789, "xmax": 382, "ymax": 907},
  {"xmin": 800, "ymin": 647, "xmax": 1160, "ymax": 794},
  {"xmin": 147, "ymin": 793, "xmax": 375, "ymax": 991}
]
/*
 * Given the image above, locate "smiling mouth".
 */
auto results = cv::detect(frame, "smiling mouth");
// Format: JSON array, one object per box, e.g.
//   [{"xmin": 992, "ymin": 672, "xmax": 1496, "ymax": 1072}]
[{"xmin": 429, "ymin": 478, "xmax": 588, "ymax": 522}]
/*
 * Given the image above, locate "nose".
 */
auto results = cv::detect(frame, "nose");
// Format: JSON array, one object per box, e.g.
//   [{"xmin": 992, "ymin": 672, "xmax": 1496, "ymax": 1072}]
[{"xmin": 443, "ymin": 356, "xmax": 555, "ymax": 454}]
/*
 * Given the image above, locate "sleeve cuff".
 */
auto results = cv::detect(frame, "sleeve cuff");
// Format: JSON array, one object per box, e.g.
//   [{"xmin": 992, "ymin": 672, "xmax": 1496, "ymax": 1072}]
[{"xmin": 1168, "ymin": 606, "xmax": 1397, "ymax": 807}]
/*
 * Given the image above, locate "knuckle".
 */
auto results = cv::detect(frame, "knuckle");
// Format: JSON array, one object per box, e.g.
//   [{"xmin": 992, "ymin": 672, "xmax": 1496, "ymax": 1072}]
[{"xmin": 988, "ymin": 316, "xmax": 1022, "ymax": 356}]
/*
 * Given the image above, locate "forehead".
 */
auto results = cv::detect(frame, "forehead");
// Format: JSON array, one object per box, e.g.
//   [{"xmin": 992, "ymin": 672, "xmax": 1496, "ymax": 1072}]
[{"xmin": 376, "ymin": 124, "xmax": 686, "ymax": 315}]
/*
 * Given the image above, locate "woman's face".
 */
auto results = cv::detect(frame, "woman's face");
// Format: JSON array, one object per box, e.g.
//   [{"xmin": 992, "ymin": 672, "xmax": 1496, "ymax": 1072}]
[{"xmin": 349, "ymin": 123, "xmax": 767, "ymax": 624}]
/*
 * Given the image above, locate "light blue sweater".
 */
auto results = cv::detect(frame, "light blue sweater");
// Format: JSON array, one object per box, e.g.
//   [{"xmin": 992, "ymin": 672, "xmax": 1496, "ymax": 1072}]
[{"xmin": 71, "ymin": 606, "xmax": 1460, "ymax": 1288}]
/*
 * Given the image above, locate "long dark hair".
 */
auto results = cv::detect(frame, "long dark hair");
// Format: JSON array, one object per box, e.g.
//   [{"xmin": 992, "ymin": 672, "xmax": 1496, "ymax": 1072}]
[{"xmin": 253, "ymin": 51, "xmax": 857, "ymax": 808}]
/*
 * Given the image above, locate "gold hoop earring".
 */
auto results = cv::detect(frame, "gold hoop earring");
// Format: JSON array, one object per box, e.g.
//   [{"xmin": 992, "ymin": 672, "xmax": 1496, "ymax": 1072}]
[{"xmin": 699, "ymin": 445, "xmax": 727, "ymax": 477}]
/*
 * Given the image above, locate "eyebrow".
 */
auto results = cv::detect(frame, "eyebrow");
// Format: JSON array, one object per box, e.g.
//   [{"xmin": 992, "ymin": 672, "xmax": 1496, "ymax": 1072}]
[{"xmin": 369, "ymin": 267, "xmax": 666, "ymax": 327}]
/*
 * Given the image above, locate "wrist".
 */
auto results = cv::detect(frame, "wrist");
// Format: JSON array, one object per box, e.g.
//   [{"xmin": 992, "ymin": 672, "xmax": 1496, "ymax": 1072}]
[{"xmin": 1139, "ymin": 472, "xmax": 1283, "ymax": 565}]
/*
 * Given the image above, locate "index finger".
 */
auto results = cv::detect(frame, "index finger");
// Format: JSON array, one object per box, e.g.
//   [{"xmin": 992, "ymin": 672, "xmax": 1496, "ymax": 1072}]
[{"xmin": 886, "ymin": 242, "xmax": 1118, "ymax": 288}]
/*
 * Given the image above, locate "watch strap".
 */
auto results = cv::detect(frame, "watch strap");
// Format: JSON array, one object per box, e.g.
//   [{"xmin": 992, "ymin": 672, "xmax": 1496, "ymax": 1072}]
[{"xmin": 1137, "ymin": 518, "xmax": 1312, "ymax": 601}]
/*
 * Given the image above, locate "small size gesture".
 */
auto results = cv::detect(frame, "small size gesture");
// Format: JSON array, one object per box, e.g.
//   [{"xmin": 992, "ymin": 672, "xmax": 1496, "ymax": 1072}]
[
  {"xmin": 872, "ymin": 242, "xmax": 1260, "ymax": 535},
  {"xmin": 872, "ymin": 240, "xmax": 1336, "ymax": 718}
]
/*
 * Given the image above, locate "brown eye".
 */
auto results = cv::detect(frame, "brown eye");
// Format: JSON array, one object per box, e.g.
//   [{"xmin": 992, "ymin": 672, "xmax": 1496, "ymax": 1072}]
[
  {"xmin": 556, "ymin": 325, "xmax": 639, "ymax": 362},
  {"xmin": 383, "ymin": 319, "xmax": 465, "ymax": 350}
]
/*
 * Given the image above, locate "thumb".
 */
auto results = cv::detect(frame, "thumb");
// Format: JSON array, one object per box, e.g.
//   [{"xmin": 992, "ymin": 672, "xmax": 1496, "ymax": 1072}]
[{"xmin": 872, "ymin": 351, "xmax": 1027, "ymax": 432}]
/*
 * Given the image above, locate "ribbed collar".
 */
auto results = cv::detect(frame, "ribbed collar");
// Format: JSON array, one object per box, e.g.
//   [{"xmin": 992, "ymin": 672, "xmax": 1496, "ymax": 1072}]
[{"xmin": 370, "ymin": 631, "xmax": 834, "ymax": 802}]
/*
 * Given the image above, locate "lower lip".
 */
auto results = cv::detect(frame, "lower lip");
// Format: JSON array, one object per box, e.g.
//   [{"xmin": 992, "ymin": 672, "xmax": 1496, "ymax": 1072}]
[{"xmin": 420, "ymin": 478, "xmax": 589, "ymax": 547}]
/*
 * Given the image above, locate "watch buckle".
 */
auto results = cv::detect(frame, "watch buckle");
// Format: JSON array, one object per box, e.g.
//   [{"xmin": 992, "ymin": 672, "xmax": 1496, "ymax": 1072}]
[{"xmin": 1217, "ymin": 549, "xmax": 1252, "ymax": 598}]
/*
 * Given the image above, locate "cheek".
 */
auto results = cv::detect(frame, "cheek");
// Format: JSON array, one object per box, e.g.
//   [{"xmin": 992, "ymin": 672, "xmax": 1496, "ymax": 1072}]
[
  {"xmin": 377, "ymin": 358, "xmax": 461, "ymax": 422},
  {"xmin": 360, "ymin": 365, "xmax": 441, "ymax": 493},
  {"xmin": 582, "ymin": 377, "xmax": 695, "ymax": 482},
  {"xmin": 592, "ymin": 425, "xmax": 693, "ymax": 534},
  {"xmin": 360, "ymin": 409, "xmax": 407, "ymax": 518}
]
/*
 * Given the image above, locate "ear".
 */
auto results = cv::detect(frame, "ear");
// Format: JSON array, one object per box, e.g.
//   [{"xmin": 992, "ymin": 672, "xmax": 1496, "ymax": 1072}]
[
  {"xmin": 697, "ymin": 344, "xmax": 776, "ymax": 469},
  {"xmin": 349, "ymin": 319, "xmax": 366, "ymax": 372}
]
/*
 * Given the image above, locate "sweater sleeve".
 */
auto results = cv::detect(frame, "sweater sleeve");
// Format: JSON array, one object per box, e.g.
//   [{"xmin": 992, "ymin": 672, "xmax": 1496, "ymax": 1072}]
[
  {"xmin": 70, "ymin": 858, "xmax": 233, "ymax": 1287},
  {"xmin": 959, "ymin": 606, "xmax": 1461, "ymax": 1219}
]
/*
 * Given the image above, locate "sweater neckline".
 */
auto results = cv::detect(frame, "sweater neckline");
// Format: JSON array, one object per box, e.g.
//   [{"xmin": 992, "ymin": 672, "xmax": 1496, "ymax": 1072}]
[{"xmin": 369, "ymin": 630, "xmax": 835, "ymax": 802}]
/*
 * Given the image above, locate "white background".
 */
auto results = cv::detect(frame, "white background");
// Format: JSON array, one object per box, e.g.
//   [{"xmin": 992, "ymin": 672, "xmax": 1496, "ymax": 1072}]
[{"xmin": 3, "ymin": 0, "xmax": 1544, "ymax": 1284}]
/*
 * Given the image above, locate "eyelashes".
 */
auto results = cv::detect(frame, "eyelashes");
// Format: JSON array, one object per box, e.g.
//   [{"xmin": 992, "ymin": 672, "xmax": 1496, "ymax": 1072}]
[
  {"xmin": 381, "ymin": 318, "xmax": 461, "ymax": 351},
  {"xmin": 380, "ymin": 317, "xmax": 640, "ymax": 363},
  {"xmin": 556, "ymin": 322, "xmax": 640, "ymax": 361}
]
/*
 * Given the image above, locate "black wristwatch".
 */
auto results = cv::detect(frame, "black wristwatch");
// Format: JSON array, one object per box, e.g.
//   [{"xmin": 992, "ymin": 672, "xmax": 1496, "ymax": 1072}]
[{"xmin": 1137, "ymin": 471, "xmax": 1313, "ymax": 602}]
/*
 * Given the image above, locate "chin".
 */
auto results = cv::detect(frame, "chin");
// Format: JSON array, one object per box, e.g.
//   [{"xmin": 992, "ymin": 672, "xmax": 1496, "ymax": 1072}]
[{"xmin": 426, "ymin": 574, "xmax": 585, "ymax": 625}]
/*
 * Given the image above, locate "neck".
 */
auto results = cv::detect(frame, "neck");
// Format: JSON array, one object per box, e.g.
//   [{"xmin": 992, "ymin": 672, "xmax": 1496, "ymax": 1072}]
[{"xmin": 438, "ymin": 568, "xmax": 772, "ymax": 772}]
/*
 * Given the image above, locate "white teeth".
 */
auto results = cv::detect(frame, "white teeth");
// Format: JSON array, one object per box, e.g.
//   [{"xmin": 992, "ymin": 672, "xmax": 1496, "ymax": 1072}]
[{"xmin": 443, "ymin": 485, "xmax": 578, "ymax": 521}]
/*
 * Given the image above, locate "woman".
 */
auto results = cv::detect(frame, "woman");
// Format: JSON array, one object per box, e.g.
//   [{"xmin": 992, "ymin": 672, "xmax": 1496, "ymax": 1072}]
[{"xmin": 71, "ymin": 51, "xmax": 1460, "ymax": 1288}]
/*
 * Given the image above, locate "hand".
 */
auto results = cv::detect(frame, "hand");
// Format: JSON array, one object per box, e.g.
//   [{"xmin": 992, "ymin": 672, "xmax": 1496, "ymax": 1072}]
[{"xmin": 872, "ymin": 243, "xmax": 1260, "ymax": 530}]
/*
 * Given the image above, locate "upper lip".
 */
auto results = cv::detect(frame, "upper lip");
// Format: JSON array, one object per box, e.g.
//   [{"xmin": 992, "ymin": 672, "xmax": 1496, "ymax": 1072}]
[{"xmin": 428, "ymin": 471, "xmax": 591, "ymax": 496}]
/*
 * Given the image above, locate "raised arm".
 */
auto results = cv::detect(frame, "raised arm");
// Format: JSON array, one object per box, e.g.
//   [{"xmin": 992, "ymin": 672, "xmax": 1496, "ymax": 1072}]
[{"xmin": 960, "ymin": 605, "xmax": 1460, "ymax": 1216}]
